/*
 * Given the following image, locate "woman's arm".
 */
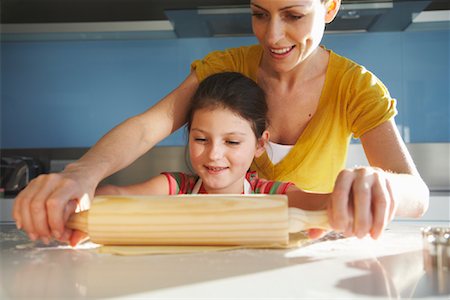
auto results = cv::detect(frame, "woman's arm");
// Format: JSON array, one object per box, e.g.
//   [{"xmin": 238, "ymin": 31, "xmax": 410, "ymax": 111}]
[
  {"xmin": 13, "ymin": 72, "xmax": 200, "ymax": 244},
  {"xmin": 329, "ymin": 119, "xmax": 429, "ymax": 239}
]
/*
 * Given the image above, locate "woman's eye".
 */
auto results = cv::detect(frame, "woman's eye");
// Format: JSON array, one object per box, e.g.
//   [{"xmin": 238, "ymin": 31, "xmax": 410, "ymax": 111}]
[
  {"xmin": 285, "ymin": 14, "xmax": 303, "ymax": 21},
  {"xmin": 194, "ymin": 138, "xmax": 207, "ymax": 143},
  {"xmin": 251, "ymin": 11, "xmax": 267, "ymax": 19}
]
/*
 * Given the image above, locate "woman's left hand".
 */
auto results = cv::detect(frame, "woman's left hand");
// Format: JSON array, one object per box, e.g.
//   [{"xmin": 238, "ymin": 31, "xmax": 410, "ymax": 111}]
[{"xmin": 327, "ymin": 166, "xmax": 397, "ymax": 239}]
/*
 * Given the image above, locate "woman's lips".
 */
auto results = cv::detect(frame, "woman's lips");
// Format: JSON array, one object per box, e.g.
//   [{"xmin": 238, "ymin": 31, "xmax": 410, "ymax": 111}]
[{"xmin": 269, "ymin": 45, "xmax": 295, "ymax": 58}]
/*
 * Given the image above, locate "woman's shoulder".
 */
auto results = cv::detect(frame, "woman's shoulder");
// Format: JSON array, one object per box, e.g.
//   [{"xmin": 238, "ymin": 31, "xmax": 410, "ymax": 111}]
[
  {"xmin": 328, "ymin": 49, "xmax": 367, "ymax": 76},
  {"xmin": 194, "ymin": 44, "xmax": 261, "ymax": 64},
  {"xmin": 327, "ymin": 49, "xmax": 385, "ymax": 87},
  {"xmin": 323, "ymin": 48, "xmax": 391, "ymax": 102},
  {"xmin": 191, "ymin": 44, "xmax": 262, "ymax": 81}
]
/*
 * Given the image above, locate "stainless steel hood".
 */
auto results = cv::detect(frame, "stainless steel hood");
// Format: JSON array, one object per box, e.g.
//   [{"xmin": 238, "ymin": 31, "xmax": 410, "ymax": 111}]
[
  {"xmin": 165, "ymin": 0, "xmax": 449, "ymax": 37},
  {"xmin": 1, "ymin": 0, "xmax": 449, "ymax": 39}
]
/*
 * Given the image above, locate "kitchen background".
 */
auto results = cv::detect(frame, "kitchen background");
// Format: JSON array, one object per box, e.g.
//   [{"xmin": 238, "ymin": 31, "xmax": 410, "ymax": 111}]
[
  {"xmin": 1, "ymin": 1, "xmax": 449, "ymax": 205},
  {"xmin": 1, "ymin": 4, "xmax": 449, "ymax": 299}
]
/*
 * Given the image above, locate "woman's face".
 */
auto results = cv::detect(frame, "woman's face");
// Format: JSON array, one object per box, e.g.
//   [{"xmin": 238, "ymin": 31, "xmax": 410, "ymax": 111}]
[{"xmin": 251, "ymin": 0, "xmax": 332, "ymax": 73}]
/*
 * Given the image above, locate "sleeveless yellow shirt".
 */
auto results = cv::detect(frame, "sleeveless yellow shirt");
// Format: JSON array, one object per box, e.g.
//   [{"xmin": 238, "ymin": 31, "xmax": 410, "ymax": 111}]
[{"xmin": 191, "ymin": 45, "xmax": 397, "ymax": 192}]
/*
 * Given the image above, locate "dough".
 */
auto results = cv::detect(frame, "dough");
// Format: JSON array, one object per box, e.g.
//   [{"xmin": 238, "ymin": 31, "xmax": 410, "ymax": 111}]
[{"xmin": 98, "ymin": 232, "xmax": 310, "ymax": 256}]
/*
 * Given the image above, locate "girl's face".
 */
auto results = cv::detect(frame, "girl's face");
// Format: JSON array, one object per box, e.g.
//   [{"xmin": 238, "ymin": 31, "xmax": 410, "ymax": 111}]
[
  {"xmin": 189, "ymin": 107, "xmax": 267, "ymax": 194},
  {"xmin": 251, "ymin": 0, "xmax": 338, "ymax": 73}
]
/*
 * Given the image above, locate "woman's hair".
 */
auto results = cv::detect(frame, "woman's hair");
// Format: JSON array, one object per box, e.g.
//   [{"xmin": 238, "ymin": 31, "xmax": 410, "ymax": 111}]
[{"xmin": 186, "ymin": 72, "xmax": 268, "ymax": 138}]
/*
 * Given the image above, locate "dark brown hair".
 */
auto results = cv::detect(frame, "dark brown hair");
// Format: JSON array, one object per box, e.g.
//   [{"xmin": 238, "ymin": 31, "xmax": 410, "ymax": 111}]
[{"xmin": 186, "ymin": 72, "xmax": 268, "ymax": 138}]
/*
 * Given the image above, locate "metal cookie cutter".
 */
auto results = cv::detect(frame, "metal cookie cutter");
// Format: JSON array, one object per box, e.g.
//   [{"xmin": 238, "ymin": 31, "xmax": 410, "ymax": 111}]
[{"xmin": 421, "ymin": 226, "xmax": 450, "ymax": 272}]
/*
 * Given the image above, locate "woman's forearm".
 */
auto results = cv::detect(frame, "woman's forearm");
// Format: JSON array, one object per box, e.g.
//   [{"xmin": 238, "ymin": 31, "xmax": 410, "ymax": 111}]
[
  {"xmin": 64, "ymin": 72, "xmax": 200, "ymax": 185},
  {"xmin": 387, "ymin": 172, "xmax": 429, "ymax": 218},
  {"xmin": 63, "ymin": 114, "xmax": 161, "ymax": 184}
]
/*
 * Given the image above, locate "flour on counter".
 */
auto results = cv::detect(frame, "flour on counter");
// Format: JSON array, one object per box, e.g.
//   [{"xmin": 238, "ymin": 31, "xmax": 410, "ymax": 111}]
[
  {"xmin": 16, "ymin": 240, "xmax": 100, "ymax": 250},
  {"xmin": 0, "ymin": 231, "xmax": 25, "ymax": 242}
]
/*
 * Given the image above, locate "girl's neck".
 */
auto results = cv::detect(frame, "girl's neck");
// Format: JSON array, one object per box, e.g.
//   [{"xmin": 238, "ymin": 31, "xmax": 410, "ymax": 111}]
[{"xmin": 202, "ymin": 179, "xmax": 245, "ymax": 194}]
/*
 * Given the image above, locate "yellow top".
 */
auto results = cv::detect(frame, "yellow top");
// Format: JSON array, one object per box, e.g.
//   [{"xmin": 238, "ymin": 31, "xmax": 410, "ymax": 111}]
[{"xmin": 191, "ymin": 45, "xmax": 397, "ymax": 192}]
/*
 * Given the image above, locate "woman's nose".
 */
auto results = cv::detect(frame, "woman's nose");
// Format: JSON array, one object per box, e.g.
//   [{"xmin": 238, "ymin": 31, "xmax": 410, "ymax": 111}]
[{"xmin": 266, "ymin": 17, "xmax": 285, "ymax": 45}]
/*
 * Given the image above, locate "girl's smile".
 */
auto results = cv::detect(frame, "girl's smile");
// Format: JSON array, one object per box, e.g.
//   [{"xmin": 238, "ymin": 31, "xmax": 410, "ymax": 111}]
[{"xmin": 204, "ymin": 165, "xmax": 229, "ymax": 174}]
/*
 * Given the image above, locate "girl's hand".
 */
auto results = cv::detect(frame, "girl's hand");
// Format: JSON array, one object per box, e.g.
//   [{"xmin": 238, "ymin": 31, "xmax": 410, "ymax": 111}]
[
  {"xmin": 328, "ymin": 166, "xmax": 397, "ymax": 239},
  {"xmin": 95, "ymin": 184, "xmax": 122, "ymax": 196},
  {"xmin": 12, "ymin": 169, "xmax": 94, "ymax": 245}
]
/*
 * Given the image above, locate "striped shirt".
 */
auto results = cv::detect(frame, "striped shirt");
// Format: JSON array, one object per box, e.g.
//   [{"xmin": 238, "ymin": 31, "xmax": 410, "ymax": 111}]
[{"xmin": 161, "ymin": 171, "xmax": 294, "ymax": 195}]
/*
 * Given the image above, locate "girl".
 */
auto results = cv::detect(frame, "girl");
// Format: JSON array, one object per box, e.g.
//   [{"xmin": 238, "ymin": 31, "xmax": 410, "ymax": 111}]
[{"xmin": 96, "ymin": 72, "xmax": 327, "ymax": 212}]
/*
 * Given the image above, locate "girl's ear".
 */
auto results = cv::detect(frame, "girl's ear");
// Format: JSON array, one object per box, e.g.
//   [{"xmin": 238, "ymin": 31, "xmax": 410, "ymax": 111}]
[
  {"xmin": 255, "ymin": 130, "xmax": 269, "ymax": 158},
  {"xmin": 325, "ymin": 0, "xmax": 341, "ymax": 24}
]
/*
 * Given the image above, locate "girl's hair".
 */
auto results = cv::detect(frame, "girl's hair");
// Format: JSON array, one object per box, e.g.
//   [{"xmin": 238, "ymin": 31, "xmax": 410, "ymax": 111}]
[{"xmin": 186, "ymin": 72, "xmax": 268, "ymax": 138}]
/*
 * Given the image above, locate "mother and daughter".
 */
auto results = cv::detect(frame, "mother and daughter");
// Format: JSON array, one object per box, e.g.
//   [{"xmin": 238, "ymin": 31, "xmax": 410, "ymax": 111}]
[{"xmin": 13, "ymin": 0, "xmax": 429, "ymax": 246}]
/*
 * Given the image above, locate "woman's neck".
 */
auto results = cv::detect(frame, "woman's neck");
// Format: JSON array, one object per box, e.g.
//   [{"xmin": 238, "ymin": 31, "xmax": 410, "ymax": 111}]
[{"xmin": 260, "ymin": 47, "xmax": 328, "ymax": 87}]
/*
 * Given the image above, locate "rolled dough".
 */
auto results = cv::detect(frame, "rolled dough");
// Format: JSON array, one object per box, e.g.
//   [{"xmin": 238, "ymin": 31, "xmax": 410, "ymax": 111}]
[{"xmin": 98, "ymin": 232, "xmax": 311, "ymax": 256}]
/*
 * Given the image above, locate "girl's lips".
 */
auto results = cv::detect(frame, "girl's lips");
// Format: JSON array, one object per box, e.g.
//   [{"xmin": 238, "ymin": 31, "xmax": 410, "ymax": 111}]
[{"xmin": 204, "ymin": 165, "xmax": 229, "ymax": 174}]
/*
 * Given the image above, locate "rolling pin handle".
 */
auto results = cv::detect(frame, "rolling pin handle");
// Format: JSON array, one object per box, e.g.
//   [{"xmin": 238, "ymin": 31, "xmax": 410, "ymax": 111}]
[
  {"xmin": 66, "ymin": 210, "xmax": 89, "ymax": 234},
  {"xmin": 288, "ymin": 208, "xmax": 332, "ymax": 233}
]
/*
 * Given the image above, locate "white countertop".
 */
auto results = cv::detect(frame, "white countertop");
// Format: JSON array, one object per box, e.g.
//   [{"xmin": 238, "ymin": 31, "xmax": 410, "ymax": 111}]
[{"xmin": 1, "ymin": 221, "xmax": 449, "ymax": 299}]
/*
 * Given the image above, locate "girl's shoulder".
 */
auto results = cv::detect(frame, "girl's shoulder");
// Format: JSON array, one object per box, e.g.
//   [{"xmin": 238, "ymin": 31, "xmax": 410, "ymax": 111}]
[{"xmin": 161, "ymin": 172, "xmax": 199, "ymax": 195}]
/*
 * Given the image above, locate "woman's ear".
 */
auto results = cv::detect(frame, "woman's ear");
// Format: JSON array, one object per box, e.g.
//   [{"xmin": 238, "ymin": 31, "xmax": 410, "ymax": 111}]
[
  {"xmin": 325, "ymin": 0, "xmax": 341, "ymax": 24},
  {"xmin": 255, "ymin": 130, "xmax": 269, "ymax": 158}
]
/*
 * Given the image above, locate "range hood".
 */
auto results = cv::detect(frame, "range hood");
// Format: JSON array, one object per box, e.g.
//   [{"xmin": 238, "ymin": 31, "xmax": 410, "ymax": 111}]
[
  {"xmin": 1, "ymin": 0, "xmax": 448, "ymax": 40},
  {"xmin": 166, "ymin": 0, "xmax": 448, "ymax": 37}
]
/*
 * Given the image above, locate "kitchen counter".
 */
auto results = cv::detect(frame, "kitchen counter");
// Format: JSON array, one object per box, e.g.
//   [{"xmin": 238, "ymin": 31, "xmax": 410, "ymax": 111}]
[{"xmin": 0, "ymin": 221, "xmax": 449, "ymax": 299}]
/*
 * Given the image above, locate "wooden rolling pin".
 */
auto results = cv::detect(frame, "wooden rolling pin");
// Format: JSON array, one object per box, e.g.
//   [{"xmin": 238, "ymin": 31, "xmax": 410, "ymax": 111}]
[{"xmin": 67, "ymin": 194, "xmax": 331, "ymax": 246}]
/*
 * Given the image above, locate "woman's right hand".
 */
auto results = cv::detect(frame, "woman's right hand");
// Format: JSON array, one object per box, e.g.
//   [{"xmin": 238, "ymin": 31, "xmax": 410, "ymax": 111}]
[{"xmin": 12, "ymin": 168, "xmax": 95, "ymax": 245}]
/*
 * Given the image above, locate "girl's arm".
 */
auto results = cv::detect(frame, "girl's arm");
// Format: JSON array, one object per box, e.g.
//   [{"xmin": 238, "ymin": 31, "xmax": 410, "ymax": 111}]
[
  {"xmin": 286, "ymin": 186, "xmax": 330, "ymax": 211},
  {"xmin": 95, "ymin": 174, "xmax": 170, "ymax": 196}
]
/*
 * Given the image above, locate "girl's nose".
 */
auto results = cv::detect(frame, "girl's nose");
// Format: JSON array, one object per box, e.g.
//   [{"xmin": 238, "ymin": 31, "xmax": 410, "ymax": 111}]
[
  {"xmin": 208, "ymin": 143, "xmax": 224, "ymax": 160},
  {"xmin": 266, "ymin": 17, "xmax": 285, "ymax": 45}
]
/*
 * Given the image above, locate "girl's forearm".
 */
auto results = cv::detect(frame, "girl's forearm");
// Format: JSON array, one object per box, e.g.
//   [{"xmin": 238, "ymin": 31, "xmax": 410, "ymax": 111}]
[{"xmin": 286, "ymin": 188, "xmax": 330, "ymax": 211}]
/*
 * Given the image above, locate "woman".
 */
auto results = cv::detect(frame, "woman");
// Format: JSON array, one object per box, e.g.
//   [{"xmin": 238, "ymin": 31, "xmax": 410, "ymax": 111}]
[
  {"xmin": 96, "ymin": 72, "xmax": 319, "ymax": 203},
  {"xmin": 13, "ymin": 0, "xmax": 429, "ymax": 245}
]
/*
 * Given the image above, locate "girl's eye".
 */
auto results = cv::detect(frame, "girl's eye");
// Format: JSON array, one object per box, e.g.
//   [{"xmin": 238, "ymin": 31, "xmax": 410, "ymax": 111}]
[{"xmin": 226, "ymin": 140, "xmax": 241, "ymax": 145}]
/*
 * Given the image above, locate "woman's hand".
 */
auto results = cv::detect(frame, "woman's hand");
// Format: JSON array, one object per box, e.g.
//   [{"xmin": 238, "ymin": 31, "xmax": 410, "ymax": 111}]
[
  {"xmin": 328, "ymin": 166, "xmax": 397, "ymax": 239},
  {"xmin": 12, "ymin": 167, "xmax": 95, "ymax": 246}
]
